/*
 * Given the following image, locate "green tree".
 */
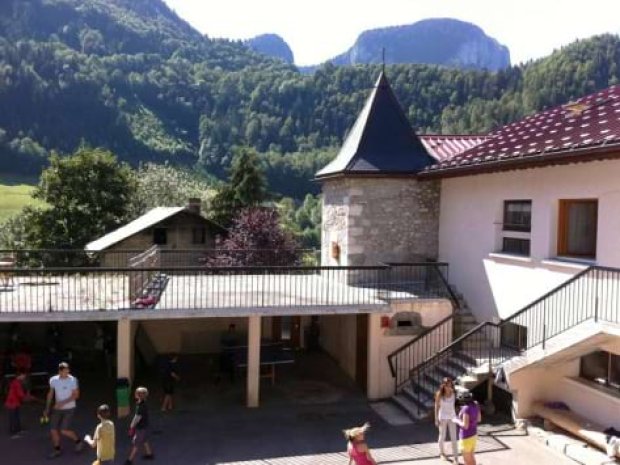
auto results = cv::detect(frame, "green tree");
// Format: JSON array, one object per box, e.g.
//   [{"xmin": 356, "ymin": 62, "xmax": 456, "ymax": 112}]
[
  {"xmin": 210, "ymin": 146, "xmax": 267, "ymax": 227},
  {"xmin": 23, "ymin": 147, "xmax": 136, "ymax": 252},
  {"xmin": 128, "ymin": 162, "xmax": 216, "ymax": 217}
]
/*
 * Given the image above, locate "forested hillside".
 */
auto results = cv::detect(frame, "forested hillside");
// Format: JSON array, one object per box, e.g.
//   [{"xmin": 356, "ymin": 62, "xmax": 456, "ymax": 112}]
[{"xmin": 1, "ymin": 0, "xmax": 619, "ymax": 198}]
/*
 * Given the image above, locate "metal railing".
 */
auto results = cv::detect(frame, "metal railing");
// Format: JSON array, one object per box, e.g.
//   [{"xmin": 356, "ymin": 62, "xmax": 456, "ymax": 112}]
[
  {"xmin": 388, "ymin": 266, "xmax": 620, "ymax": 412},
  {"xmin": 0, "ymin": 248, "xmax": 320, "ymax": 268},
  {"xmin": 0, "ymin": 263, "xmax": 455, "ymax": 314}
]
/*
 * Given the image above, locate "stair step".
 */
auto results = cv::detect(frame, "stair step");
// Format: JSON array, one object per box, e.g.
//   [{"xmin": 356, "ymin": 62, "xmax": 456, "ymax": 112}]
[
  {"xmin": 401, "ymin": 385, "xmax": 434, "ymax": 408},
  {"xmin": 453, "ymin": 351, "xmax": 478, "ymax": 366},
  {"xmin": 436, "ymin": 364, "xmax": 465, "ymax": 380},
  {"xmin": 391, "ymin": 393, "xmax": 428, "ymax": 420}
]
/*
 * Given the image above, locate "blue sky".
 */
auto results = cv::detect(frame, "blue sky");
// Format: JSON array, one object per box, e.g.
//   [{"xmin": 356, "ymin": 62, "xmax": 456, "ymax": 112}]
[{"xmin": 163, "ymin": 0, "xmax": 620, "ymax": 66}]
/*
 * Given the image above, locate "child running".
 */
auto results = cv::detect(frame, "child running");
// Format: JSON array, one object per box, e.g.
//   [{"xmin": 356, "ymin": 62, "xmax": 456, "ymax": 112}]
[
  {"xmin": 344, "ymin": 422, "xmax": 377, "ymax": 465},
  {"xmin": 84, "ymin": 404, "xmax": 116, "ymax": 465}
]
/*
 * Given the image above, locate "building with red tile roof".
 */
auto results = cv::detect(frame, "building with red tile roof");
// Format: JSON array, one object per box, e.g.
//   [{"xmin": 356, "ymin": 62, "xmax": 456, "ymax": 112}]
[{"xmin": 421, "ymin": 85, "xmax": 620, "ymax": 177}]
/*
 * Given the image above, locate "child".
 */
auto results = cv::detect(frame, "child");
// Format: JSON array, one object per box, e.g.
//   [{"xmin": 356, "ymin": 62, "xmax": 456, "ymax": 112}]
[
  {"xmin": 124, "ymin": 387, "xmax": 154, "ymax": 465},
  {"xmin": 453, "ymin": 391, "xmax": 481, "ymax": 465},
  {"xmin": 5, "ymin": 370, "xmax": 27, "ymax": 438},
  {"xmin": 84, "ymin": 404, "xmax": 115, "ymax": 465},
  {"xmin": 343, "ymin": 422, "xmax": 377, "ymax": 465}
]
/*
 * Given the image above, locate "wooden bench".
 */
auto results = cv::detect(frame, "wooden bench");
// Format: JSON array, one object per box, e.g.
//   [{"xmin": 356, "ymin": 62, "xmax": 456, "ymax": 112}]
[{"xmin": 532, "ymin": 401, "xmax": 620, "ymax": 459}]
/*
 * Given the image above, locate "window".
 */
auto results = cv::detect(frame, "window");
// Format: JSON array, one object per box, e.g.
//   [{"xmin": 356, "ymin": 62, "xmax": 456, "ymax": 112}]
[
  {"xmin": 580, "ymin": 351, "xmax": 620, "ymax": 390},
  {"xmin": 503, "ymin": 200, "xmax": 532, "ymax": 232},
  {"xmin": 502, "ymin": 237, "xmax": 530, "ymax": 256},
  {"xmin": 192, "ymin": 227, "xmax": 206, "ymax": 245},
  {"xmin": 558, "ymin": 199, "xmax": 598, "ymax": 258},
  {"xmin": 153, "ymin": 228, "xmax": 167, "ymax": 245}
]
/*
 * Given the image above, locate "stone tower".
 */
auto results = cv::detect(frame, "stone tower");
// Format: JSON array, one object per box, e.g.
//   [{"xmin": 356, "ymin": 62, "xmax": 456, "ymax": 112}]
[{"xmin": 315, "ymin": 72, "xmax": 440, "ymax": 266}]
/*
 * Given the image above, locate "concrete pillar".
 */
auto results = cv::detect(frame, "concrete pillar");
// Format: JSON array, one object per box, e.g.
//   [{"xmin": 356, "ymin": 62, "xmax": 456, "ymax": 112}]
[
  {"xmin": 246, "ymin": 315, "xmax": 261, "ymax": 408},
  {"xmin": 366, "ymin": 313, "xmax": 382, "ymax": 400},
  {"xmin": 117, "ymin": 318, "xmax": 136, "ymax": 382}
]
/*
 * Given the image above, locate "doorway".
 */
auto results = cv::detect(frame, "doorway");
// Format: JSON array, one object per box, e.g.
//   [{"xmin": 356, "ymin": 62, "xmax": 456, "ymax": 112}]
[{"xmin": 271, "ymin": 316, "xmax": 301, "ymax": 348}]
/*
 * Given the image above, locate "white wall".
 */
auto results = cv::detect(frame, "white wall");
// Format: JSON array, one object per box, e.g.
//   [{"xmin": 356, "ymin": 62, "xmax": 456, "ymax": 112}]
[
  {"xmin": 368, "ymin": 299, "xmax": 454, "ymax": 399},
  {"xmin": 438, "ymin": 158, "xmax": 620, "ymax": 322},
  {"xmin": 509, "ymin": 336, "xmax": 620, "ymax": 429}
]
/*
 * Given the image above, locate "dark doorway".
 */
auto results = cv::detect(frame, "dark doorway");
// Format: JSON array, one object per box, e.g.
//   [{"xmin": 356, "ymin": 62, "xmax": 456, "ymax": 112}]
[
  {"xmin": 355, "ymin": 314, "xmax": 368, "ymax": 393},
  {"xmin": 271, "ymin": 316, "xmax": 301, "ymax": 349}
]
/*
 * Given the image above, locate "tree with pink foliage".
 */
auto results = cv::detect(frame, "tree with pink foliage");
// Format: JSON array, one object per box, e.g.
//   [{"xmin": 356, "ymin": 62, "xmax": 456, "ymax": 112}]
[{"xmin": 208, "ymin": 207, "xmax": 301, "ymax": 266}]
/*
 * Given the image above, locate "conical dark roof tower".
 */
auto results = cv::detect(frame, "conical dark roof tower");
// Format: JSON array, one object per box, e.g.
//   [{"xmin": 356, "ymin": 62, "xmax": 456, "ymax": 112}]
[{"xmin": 316, "ymin": 72, "xmax": 435, "ymax": 179}]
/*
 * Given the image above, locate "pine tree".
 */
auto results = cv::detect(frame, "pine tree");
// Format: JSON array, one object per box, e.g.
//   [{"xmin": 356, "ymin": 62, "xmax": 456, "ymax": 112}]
[{"xmin": 210, "ymin": 146, "xmax": 267, "ymax": 227}]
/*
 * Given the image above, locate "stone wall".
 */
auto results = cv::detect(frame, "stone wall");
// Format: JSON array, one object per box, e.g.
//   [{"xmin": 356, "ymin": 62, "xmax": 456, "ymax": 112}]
[{"xmin": 321, "ymin": 177, "xmax": 440, "ymax": 266}]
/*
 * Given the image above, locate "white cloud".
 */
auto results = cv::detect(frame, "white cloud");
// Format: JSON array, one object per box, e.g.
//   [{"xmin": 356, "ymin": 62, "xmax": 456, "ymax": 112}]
[{"xmin": 164, "ymin": 0, "xmax": 620, "ymax": 66}]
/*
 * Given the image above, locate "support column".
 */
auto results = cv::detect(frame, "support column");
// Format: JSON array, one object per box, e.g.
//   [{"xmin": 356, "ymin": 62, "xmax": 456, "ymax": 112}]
[
  {"xmin": 117, "ymin": 318, "xmax": 137, "ymax": 381},
  {"xmin": 246, "ymin": 315, "xmax": 262, "ymax": 408},
  {"xmin": 366, "ymin": 313, "xmax": 382, "ymax": 400},
  {"xmin": 116, "ymin": 318, "xmax": 136, "ymax": 418}
]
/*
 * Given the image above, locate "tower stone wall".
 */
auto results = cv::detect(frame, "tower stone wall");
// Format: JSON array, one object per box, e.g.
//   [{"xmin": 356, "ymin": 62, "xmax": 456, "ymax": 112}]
[{"xmin": 321, "ymin": 177, "xmax": 440, "ymax": 266}]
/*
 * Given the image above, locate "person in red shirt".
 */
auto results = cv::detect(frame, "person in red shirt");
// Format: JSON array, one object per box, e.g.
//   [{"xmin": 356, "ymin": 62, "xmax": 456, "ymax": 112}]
[{"xmin": 5, "ymin": 370, "xmax": 27, "ymax": 438}]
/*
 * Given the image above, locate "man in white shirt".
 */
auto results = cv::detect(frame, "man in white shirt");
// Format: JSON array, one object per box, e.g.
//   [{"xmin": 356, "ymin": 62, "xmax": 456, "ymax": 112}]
[{"xmin": 44, "ymin": 362, "xmax": 83, "ymax": 459}]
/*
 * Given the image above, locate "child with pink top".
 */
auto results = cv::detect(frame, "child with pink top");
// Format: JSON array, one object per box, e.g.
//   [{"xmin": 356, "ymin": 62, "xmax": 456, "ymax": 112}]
[{"xmin": 344, "ymin": 422, "xmax": 377, "ymax": 465}]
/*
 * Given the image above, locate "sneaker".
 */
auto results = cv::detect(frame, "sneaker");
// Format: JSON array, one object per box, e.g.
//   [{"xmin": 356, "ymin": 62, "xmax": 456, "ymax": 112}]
[
  {"xmin": 74, "ymin": 440, "xmax": 84, "ymax": 452},
  {"xmin": 143, "ymin": 454, "xmax": 155, "ymax": 460},
  {"xmin": 47, "ymin": 449, "xmax": 62, "ymax": 459}
]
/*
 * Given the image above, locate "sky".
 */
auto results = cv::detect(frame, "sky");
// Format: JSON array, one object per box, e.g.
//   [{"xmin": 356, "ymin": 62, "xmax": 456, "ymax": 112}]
[{"xmin": 163, "ymin": 0, "xmax": 620, "ymax": 66}]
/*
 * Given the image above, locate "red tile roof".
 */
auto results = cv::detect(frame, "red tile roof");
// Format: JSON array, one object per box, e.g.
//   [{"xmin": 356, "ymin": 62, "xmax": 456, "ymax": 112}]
[
  {"xmin": 419, "ymin": 134, "xmax": 488, "ymax": 162},
  {"xmin": 422, "ymin": 85, "xmax": 620, "ymax": 177}
]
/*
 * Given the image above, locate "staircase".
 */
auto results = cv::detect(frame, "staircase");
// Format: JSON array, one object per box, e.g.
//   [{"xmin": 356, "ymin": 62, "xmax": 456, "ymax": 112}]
[
  {"xmin": 389, "ymin": 306, "xmax": 497, "ymax": 420},
  {"xmin": 387, "ymin": 265, "xmax": 620, "ymax": 421}
]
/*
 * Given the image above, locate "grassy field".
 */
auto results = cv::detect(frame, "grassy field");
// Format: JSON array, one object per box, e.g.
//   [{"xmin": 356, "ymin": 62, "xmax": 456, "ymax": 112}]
[{"xmin": 0, "ymin": 175, "xmax": 43, "ymax": 222}]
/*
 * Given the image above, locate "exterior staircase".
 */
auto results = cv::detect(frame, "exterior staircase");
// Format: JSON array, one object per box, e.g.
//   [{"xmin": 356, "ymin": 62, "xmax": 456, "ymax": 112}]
[
  {"xmin": 389, "ymin": 306, "xmax": 497, "ymax": 420},
  {"xmin": 387, "ymin": 265, "xmax": 620, "ymax": 422}
]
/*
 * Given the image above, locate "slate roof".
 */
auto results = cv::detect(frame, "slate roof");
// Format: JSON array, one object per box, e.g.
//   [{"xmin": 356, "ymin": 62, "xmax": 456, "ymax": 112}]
[
  {"xmin": 315, "ymin": 72, "xmax": 436, "ymax": 179},
  {"xmin": 419, "ymin": 134, "xmax": 488, "ymax": 162},
  {"xmin": 422, "ymin": 85, "xmax": 620, "ymax": 177},
  {"xmin": 85, "ymin": 207, "xmax": 215, "ymax": 252}
]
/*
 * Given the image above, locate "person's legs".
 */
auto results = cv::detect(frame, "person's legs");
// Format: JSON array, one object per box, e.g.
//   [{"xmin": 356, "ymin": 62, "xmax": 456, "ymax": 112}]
[
  {"xmin": 8, "ymin": 408, "xmax": 20, "ymax": 435},
  {"xmin": 438, "ymin": 420, "xmax": 448, "ymax": 457},
  {"xmin": 143, "ymin": 440, "xmax": 154, "ymax": 458},
  {"xmin": 448, "ymin": 421, "xmax": 458, "ymax": 463}
]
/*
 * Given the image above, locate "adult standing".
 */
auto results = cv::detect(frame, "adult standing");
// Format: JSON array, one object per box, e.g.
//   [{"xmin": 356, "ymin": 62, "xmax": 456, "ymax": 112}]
[
  {"xmin": 44, "ymin": 362, "xmax": 83, "ymax": 459},
  {"xmin": 453, "ymin": 391, "xmax": 481, "ymax": 465},
  {"xmin": 160, "ymin": 353, "xmax": 180, "ymax": 412},
  {"xmin": 434, "ymin": 377, "xmax": 458, "ymax": 464}
]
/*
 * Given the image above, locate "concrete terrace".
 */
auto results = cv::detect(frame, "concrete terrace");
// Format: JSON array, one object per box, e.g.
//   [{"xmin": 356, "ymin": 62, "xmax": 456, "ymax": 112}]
[{"xmin": 0, "ymin": 268, "xmax": 438, "ymax": 320}]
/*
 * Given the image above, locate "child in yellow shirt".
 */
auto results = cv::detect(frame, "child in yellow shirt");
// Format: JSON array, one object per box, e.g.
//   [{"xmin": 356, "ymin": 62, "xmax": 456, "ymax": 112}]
[{"xmin": 84, "ymin": 404, "xmax": 115, "ymax": 465}]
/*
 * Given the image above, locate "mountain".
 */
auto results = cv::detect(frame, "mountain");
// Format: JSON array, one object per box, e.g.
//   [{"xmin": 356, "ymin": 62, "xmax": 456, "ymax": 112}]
[
  {"xmin": 0, "ymin": 1, "xmax": 619, "ymax": 199},
  {"xmin": 246, "ymin": 34, "xmax": 294, "ymax": 64},
  {"xmin": 327, "ymin": 19, "xmax": 510, "ymax": 71}
]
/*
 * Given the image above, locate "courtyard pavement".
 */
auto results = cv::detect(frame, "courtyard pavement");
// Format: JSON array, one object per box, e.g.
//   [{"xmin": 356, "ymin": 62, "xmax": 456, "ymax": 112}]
[{"xmin": 0, "ymin": 353, "xmax": 577, "ymax": 465}]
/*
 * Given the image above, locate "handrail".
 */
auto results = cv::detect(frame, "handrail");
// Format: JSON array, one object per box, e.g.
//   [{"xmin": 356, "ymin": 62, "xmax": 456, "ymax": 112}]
[
  {"xmin": 387, "ymin": 313, "xmax": 455, "ymax": 377},
  {"xmin": 402, "ymin": 266, "xmax": 620, "ymax": 388},
  {"xmin": 431, "ymin": 264, "xmax": 460, "ymax": 311},
  {"xmin": 389, "ymin": 265, "xmax": 620, "ymax": 395}
]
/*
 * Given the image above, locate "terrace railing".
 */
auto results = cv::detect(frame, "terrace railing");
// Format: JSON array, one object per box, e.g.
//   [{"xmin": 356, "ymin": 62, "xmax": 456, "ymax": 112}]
[
  {"xmin": 0, "ymin": 248, "xmax": 320, "ymax": 268},
  {"xmin": 0, "ymin": 262, "xmax": 455, "ymax": 315}
]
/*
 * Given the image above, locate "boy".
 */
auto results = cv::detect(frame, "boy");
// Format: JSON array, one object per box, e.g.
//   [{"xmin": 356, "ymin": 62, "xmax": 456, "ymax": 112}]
[
  {"xmin": 125, "ymin": 387, "xmax": 154, "ymax": 465},
  {"xmin": 84, "ymin": 404, "xmax": 115, "ymax": 465},
  {"xmin": 5, "ymin": 370, "xmax": 27, "ymax": 438}
]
